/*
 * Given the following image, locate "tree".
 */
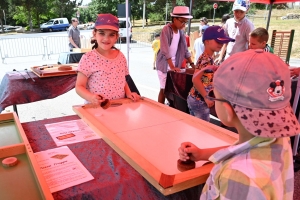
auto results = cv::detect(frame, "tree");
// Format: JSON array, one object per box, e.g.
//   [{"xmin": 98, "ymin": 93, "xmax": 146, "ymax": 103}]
[{"xmin": 0, "ymin": 0, "xmax": 11, "ymax": 33}]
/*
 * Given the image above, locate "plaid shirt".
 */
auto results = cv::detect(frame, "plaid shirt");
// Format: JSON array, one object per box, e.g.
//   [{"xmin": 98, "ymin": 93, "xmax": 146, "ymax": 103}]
[{"xmin": 201, "ymin": 137, "xmax": 294, "ymax": 200}]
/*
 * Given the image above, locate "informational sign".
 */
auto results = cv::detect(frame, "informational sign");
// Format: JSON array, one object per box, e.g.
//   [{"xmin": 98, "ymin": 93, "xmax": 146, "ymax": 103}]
[
  {"xmin": 35, "ymin": 146, "xmax": 94, "ymax": 193},
  {"xmin": 213, "ymin": 3, "xmax": 218, "ymax": 9},
  {"xmin": 45, "ymin": 119, "xmax": 101, "ymax": 147},
  {"xmin": 117, "ymin": 3, "xmax": 132, "ymax": 18}
]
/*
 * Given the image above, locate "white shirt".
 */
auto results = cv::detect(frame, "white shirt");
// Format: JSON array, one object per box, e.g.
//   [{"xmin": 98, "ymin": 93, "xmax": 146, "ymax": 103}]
[
  {"xmin": 169, "ymin": 31, "xmax": 180, "ymax": 68},
  {"xmin": 224, "ymin": 17, "xmax": 254, "ymax": 60},
  {"xmin": 193, "ymin": 37, "xmax": 205, "ymax": 63}
]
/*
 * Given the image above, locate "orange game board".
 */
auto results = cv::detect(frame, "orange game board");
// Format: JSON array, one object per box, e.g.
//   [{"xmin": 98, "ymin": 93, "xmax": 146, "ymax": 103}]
[
  {"xmin": 0, "ymin": 112, "xmax": 53, "ymax": 200},
  {"xmin": 73, "ymin": 98, "xmax": 238, "ymax": 195}
]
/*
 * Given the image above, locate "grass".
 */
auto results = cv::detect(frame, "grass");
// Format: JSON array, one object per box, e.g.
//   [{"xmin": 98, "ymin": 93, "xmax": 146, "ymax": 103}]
[{"xmin": 132, "ymin": 9, "xmax": 300, "ymax": 58}]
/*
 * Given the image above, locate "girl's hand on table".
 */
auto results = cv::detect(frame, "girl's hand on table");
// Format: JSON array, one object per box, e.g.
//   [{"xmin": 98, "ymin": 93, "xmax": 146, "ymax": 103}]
[
  {"xmin": 88, "ymin": 94, "xmax": 104, "ymax": 106},
  {"xmin": 127, "ymin": 92, "xmax": 141, "ymax": 101}
]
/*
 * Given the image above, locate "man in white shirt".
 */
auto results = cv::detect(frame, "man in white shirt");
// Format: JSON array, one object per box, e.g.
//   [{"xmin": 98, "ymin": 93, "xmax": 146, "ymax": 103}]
[{"xmin": 215, "ymin": 0, "xmax": 254, "ymax": 64}]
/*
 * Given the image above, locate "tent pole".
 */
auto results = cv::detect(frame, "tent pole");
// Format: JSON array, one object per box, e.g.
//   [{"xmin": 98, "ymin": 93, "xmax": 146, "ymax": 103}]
[
  {"xmin": 187, "ymin": 0, "xmax": 193, "ymax": 36},
  {"xmin": 266, "ymin": 3, "xmax": 272, "ymax": 31},
  {"xmin": 126, "ymin": 0, "xmax": 130, "ymax": 69}
]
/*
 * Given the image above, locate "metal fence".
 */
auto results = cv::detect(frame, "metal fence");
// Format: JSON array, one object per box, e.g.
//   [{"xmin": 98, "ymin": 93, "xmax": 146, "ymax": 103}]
[
  {"xmin": 0, "ymin": 37, "xmax": 45, "ymax": 63},
  {"xmin": 0, "ymin": 32, "xmax": 154, "ymax": 63}
]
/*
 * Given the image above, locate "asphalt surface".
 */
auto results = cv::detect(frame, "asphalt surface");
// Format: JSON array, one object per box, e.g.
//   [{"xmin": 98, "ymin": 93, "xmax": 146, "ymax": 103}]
[
  {"xmin": 0, "ymin": 39, "xmax": 159, "ymax": 122},
  {"xmin": 0, "ymin": 31, "xmax": 299, "ymax": 122}
]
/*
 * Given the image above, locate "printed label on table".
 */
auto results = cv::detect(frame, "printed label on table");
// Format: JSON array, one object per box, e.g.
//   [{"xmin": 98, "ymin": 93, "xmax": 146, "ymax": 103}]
[
  {"xmin": 34, "ymin": 146, "xmax": 94, "ymax": 193},
  {"xmin": 45, "ymin": 119, "xmax": 101, "ymax": 146}
]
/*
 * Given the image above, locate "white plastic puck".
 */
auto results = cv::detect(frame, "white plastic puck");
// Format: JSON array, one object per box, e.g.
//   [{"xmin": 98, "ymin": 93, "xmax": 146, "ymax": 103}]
[{"xmin": 2, "ymin": 157, "xmax": 18, "ymax": 167}]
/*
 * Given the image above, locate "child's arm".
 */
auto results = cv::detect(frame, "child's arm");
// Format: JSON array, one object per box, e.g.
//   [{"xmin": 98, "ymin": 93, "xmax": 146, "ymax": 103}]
[
  {"xmin": 178, "ymin": 142, "xmax": 229, "ymax": 161},
  {"xmin": 192, "ymin": 69, "xmax": 214, "ymax": 108},
  {"xmin": 75, "ymin": 72, "xmax": 103, "ymax": 104},
  {"xmin": 124, "ymin": 82, "xmax": 141, "ymax": 101},
  {"xmin": 214, "ymin": 43, "xmax": 227, "ymax": 64}
]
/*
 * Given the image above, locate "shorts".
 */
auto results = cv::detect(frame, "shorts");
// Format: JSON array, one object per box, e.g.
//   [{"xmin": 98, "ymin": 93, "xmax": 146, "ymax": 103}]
[
  {"xmin": 157, "ymin": 70, "xmax": 167, "ymax": 89},
  {"xmin": 187, "ymin": 95, "xmax": 210, "ymax": 122},
  {"xmin": 154, "ymin": 53, "xmax": 157, "ymax": 62}
]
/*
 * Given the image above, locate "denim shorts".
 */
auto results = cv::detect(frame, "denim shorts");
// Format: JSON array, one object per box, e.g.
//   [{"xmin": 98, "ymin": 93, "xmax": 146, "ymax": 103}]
[{"xmin": 187, "ymin": 95, "xmax": 210, "ymax": 122}]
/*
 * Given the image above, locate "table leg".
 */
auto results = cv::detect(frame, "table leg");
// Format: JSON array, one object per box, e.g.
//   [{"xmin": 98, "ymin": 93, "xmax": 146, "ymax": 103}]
[{"xmin": 13, "ymin": 104, "xmax": 19, "ymax": 116}]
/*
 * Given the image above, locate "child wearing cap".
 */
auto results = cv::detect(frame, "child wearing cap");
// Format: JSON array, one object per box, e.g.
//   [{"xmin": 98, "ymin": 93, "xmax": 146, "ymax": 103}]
[
  {"xmin": 249, "ymin": 27, "xmax": 274, "ymax": 53},
  {"xmin": 152, "ymin": 33, "xmax": 160, "ymax": 70},
  {"xmin": 215, "ymin": 0, "xmax": 254, "ymax": 64},
  {"xmin": 179, "ymin": 49, "xmax": 300, "ymax": 199},
  {"xmin": 187, "ymin": 26, "xmax": 234, "ymax": 121},
  {"xmin": 156, "ymin": 6, "xmax": 195, "ymax": 104},
  {"xmin": 76, "ymin": 13, "xmax": 140, "ymax": 104}
]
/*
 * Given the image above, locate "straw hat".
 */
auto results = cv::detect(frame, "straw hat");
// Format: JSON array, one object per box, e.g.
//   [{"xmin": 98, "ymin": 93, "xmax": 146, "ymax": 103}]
[{"xmin": 170, "ymin": 6, "xmax": 193, "ymax": 19}]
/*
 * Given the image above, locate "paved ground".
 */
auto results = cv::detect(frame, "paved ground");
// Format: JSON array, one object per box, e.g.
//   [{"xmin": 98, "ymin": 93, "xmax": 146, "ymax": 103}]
[
  {"xmin": 0, "ymin": 44, "xmax": 160, "ymax": 122},
  {"xmin": 0, "ymin": 41, "xmax": 299, "ymax": 123}
]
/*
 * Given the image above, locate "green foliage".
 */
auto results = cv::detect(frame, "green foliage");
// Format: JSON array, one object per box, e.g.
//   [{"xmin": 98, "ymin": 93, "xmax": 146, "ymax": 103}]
[
  {"xmin": 148, "ymin": 12, "xmax": 164, "ymax": 22},
  {"xmin": 0, "ymin": 0, "xmax": 286, "ymax": 29}
]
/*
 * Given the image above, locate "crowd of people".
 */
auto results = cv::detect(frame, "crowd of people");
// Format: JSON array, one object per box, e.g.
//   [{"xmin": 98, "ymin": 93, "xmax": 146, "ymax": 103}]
[{"xmin": 73, "ymin": 0, "xmax": 300, "ymax": 198}]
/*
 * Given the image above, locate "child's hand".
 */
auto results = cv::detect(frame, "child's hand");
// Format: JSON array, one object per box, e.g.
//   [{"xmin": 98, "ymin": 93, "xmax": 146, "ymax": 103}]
[
  {"xmin": 89, "ymin": 94, "xmax": 104, "ymax": 106},
  {"xmin": 204, "ymin": 98, "xmax": 214, "ymax": 108},
  {"xmin": 178, "ymin": 142, "xmax": 201, "ymax": 162},
  {"xmin": 127, "ymin": 92, "xmax": 141, "ymax": 102}
]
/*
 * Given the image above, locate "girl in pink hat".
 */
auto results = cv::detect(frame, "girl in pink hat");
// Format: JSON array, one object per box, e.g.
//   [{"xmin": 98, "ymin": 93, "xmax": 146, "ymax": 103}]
[{"xmin": 76, "ymin": 14, "xmax": 140, "ymax": 105}]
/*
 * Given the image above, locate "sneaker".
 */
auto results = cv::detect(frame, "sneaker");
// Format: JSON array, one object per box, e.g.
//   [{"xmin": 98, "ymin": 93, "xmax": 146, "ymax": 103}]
[{"xmin": 153, "ymin": 67, "xmax": 156, "ymax": 70}]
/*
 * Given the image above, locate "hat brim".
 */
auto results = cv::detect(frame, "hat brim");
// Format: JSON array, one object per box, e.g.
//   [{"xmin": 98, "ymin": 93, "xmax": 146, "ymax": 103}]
[
  {"xmin": 170, "ymin": 13, "xmax": 193, "ymax": 19},
  {"xmin": 215, "ymin": 37, "xmax": 235, "ymax": 44},
  {"xmin": 95, "ymin": 25, "xmax": 119, "ymax": 32},
  {"xmin": 232, "ymin": 5, "xmax": 247, "ymax": 12},
  {"xmin": 232, "ymin": 104, "xmax": 300, "ymax": 138}
]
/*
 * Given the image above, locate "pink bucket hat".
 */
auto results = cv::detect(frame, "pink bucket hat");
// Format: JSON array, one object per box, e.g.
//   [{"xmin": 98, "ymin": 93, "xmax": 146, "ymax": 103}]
[
  {"xmin": 214, "ymin": 49, "xmax": 300, "ymax": 138},
  {"xmin": 95, "ymin": 14, "xmax": 119, "ymax": 31}
]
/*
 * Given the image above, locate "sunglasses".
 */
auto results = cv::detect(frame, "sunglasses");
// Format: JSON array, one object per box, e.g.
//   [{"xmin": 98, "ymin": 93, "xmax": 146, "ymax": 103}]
[
  {"xmin": 206, "ymin": 90, "xmax": 231, "ymax": 104},
  {"xmin": 72, "ymin": 20, "xmax": 78, "ymax": 22},
  {"xmin": 176, "ymin": 18, "xmax": 188, "ymax": 25}
]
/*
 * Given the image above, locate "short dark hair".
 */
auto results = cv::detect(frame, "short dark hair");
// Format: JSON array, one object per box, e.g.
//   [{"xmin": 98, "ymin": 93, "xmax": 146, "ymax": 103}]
[
  {"xmin": 155, "ymin": 33, "xmax": 160, "ymax": 37},
  {"xmin": 221, "ymin": 14, "xmax": 230, "ymax": 24},
  {"xmin": 250, "ymin": 27, "xmax": 269, "ymax": 43},
  {"xmin": 200, "ymin": 17, "xmax": 208, "ymax": 24},
  {"xmin": 71, "ymin": 17, "xmax": 78, "ymax": 22}
]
